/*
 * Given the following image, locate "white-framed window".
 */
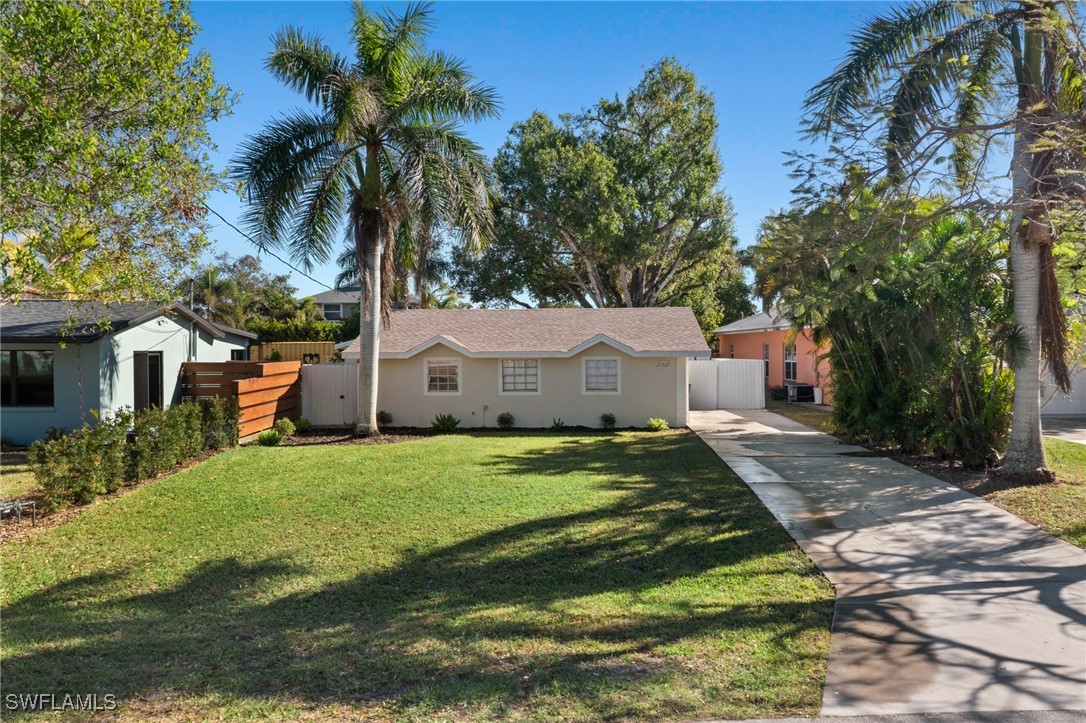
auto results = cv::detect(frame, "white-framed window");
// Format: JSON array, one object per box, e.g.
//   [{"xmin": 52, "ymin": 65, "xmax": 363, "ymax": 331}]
[
  {"xmin": 729, "ymin": 344, "xmax": 735, "ymax": 359},
  {"xmin": 322, "ymin": 303, "xmax": 343, "ymax": 321},
  {"xmin": 500, "ymin": 359, "xmax": 540, "ymax": 394},
  {"xmin": 763, "ymin": 343, "xmax": 770, "ymax": 379},
  {"xmin": 583, "ymin": 357, "xmax": 620, "ymax": 394},
  {"xmin": 784, "ymin": 343, "xmax": 798, "ymax": 382},
  {"xmin": 424, "ymin": 358, "xmax": 462, "ymax": 395}
]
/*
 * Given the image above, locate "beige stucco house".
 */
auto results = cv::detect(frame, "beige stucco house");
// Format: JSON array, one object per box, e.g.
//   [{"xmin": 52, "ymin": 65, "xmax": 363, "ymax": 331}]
[{"xmin": 337, "ymin": 308, "xmax": 710, "ymax": 429}]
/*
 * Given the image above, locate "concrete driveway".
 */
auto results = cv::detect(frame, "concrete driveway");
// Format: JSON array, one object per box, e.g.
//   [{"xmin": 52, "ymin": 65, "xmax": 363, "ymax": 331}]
[
  {"xmin": 1042, "ymin": 415, "xmax": 1086, "ymax": 445},
  {"xmin": 689, "ymin": 409, "xmax": 1086, "ymax": 717}
]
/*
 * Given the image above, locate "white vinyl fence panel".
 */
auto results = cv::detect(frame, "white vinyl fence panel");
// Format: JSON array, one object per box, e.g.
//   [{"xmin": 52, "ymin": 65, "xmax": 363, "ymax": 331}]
[
  {"xmin": 301, "ymin": 362, "xmax": 357, "ymax": 426},
  {"xmin": 688, "ymin": 359, "xmax": 765, "ymax": 410}
]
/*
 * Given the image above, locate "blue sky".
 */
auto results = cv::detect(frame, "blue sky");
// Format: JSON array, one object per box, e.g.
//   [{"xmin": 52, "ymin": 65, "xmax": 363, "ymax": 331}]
[{"xmin": 193, "ymin": 1, "xmax": 893, "ymax": 298}]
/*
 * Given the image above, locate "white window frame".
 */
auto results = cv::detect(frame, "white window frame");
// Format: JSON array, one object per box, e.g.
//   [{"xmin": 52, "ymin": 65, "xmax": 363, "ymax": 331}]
[
  {"xmin": 784, "ymin": 343, "xmax": 798, "ymax": 382},
  {"xmin": 423, "ymin": 357, "xmax": 463, "ymax": 396},
  {"xmin": 763, "ymin": 343, "xmax": 770, "ymax": 379},
  {"xmin": 322, "ymin": 303, "xmax": 343, "ymax": 321},
  {"xmin": 582, "ymin": 356, "xmax": 621, "ymax": 395},
  {"xmin": 498, "ymin": 359, "xmax": 541, "ymax": 395}
]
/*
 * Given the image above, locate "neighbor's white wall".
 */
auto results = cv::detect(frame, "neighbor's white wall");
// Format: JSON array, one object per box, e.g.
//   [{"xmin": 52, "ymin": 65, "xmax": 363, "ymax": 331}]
[
  {"xmin": 375, "ymin": 341, "xmax": 686, "ymax": 428},
  {"xmin": 0, "ymin": 341, "xmax": 101, "ymax": 445}
]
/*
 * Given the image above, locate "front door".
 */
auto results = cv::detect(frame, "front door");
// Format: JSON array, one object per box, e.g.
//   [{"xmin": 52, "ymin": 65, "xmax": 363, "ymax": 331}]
[{"xmin": 134, "ymin": 351, "xmax": 163, "ymax": 410}]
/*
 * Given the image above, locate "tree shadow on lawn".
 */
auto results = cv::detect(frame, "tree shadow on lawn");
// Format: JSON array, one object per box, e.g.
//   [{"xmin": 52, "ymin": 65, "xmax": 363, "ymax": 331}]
[{"xmin": 1, "ymin": 433, "xmax": 832, "ymax": 718}]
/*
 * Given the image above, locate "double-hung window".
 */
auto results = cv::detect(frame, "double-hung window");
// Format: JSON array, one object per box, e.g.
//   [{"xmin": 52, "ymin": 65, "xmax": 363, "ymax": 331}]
[
  {"xmin": 784, "ymin": 343, "xmax": 798, "ymax": 382},
  {"xmin": 1, "ymin": 350, "xmax": 55, "ymax": 407},
  {"xmin": 425, "ymin": 358, "xmax": 461, "ymax": 394},
  {"xmin": 763, "ymin": 344, "xmax": 770, "ymax": 378},
  {"xmin": 322, "ymin": 304, "xmax": 343, "ymax": 321},
  {"xmin": 501, "ymin": 359, "xmax": 539, "ymax": 393},
  {"xmin": 584, "ymin": 358, "xmax": 619, "ymax": 393}
]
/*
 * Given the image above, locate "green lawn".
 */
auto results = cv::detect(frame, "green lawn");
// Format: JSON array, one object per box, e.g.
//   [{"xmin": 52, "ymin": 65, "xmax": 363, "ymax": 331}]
[
  {"xmin": 0, "ymin": 431, "xmax": 833, "ymax": 721},
  {"xmin": 765, "ymin": 400, "xmax": 835, "ymax": 434},
  {"xmin": 1, "ymin": 445, "xmax": 37, "ymax": 500},
  {"xmin": 764, "ymin": 402, "xmax": 1086, "ymax": 548}
]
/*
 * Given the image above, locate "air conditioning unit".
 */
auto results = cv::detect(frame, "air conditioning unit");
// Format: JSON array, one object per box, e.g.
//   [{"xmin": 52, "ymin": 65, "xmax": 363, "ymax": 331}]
[{"xmin": 787, "ymin": 384, "xmax": 815, "ymax": 403}]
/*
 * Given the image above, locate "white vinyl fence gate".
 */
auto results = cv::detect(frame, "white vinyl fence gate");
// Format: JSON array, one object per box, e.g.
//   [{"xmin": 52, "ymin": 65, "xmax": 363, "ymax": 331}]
[
  {"xmin": 688, "ymin": 359, "xmax": 765, "ymax": 410},
  {"xmin": 301, "ymin": 363, "xmax": 358, "ymax": 426}
]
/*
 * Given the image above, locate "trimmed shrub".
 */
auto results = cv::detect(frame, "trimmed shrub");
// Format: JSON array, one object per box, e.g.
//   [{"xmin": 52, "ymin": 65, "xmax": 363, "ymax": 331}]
[
  {"xmin": 496, "ymin": 412, "xmax": 515, "ymax": 429},
  {"xmin": 431, "ymin": 413, "xmax": 460, "ymax": 433},
  {"xmin": 646, "ymin": 418, "xmax": 669, "ymax": 431},
  {"xmin": 599, "ymin": 412, "xmax": 616, "ymax": 431},
  {"xmin": 28, "ymin": 399, "xmax": 241, "ymax": 511},
  {"xmin": 293, "ymin": 417, "xmax": 312, "ymax": 434},
  {"xmin": 257, "ymin": 429, "xmax": 283, "ymax": 446},
  {"xmin": 377, "ymin": 410, "xmax": 393, "ymax": 426},
  {"xmin": 550, "ymin": 418, "xmax": 566, "ymax": 432},
  {"xmin": 273, "ymin": 418, "xmax": 296, "ymax": 438},
  {"xmin": 202, "ymin": 396, "xmax": 240, "ymax": 449}
]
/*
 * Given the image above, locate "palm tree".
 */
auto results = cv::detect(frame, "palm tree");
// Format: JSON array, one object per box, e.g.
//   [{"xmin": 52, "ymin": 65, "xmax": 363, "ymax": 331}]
[
  {"xmin": 231, "ymin": 1, "xmax": 497, "ymax": 435},
  {"xmin": 803, "ymin": 0, "xmax": 1085, "ymax": 474}
]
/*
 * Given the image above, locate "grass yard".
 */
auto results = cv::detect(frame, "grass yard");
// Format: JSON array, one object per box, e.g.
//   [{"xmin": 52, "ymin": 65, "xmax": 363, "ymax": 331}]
[
  {"xmin": 0, "ymin": 431, "xmax": 833, "ymax": 721},
  {"xmin": 765, "ymin": 400, "xmax": 835, "ymax": 434},
  {"xmin": 1, "ymin": 445, "xmax": 37, "ymax": 500},
  {"xmin": 765, "ymin": 402, "xmax": 1086, "ymax": 549}
]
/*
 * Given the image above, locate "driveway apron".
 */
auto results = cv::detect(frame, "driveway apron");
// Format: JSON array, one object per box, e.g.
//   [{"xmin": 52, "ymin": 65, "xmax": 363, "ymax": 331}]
[{"xmin": 688, "ymin": 410, "xmax": 1086, "ymax": 716}]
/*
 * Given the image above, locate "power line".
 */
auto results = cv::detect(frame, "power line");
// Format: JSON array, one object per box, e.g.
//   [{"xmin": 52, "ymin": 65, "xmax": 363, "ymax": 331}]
[{"xmin": 202, "ymin": 203, "xmax": 335, "ymax": 291}]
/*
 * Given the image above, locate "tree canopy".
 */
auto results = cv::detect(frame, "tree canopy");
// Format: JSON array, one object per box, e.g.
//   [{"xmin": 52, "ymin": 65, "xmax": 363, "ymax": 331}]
[
  {"xmin": 452, "ymin": 58, "xmax": 752, "ymax": 334},
  {"xmin": 1, "ymin": 0, "xmax": 233, "ymax": 303}
]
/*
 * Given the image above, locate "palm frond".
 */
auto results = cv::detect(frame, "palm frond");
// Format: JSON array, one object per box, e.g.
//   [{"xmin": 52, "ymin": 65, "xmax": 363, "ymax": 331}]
[
  {"xmin": 267, "ymin": 27, "xmax": 350, "ymax": 106},
  {"xmin": 804, "ymin": 0, "xmax": 973, "ymax": 137}
]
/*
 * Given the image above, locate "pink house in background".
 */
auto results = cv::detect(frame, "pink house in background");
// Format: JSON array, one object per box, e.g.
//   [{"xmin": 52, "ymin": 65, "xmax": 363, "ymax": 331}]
[{"xmin": 711, "ymin": 308, "xmax": 833, "ymax": 404}]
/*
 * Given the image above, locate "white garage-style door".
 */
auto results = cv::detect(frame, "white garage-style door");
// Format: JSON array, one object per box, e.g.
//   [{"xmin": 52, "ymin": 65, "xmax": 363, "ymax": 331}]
[
  {"xmin": 688, "ymin": 359, "xmax": 765, "ymax": 410},
  {"xmin": 301, "ymin": 363, "xmax": 358, "ymax": 426}
]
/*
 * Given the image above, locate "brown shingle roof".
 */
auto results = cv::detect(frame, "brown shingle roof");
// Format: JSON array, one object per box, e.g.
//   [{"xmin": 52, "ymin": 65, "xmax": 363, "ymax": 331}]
[{"xmin": 340, "ymin": 308, "xmax": 709, "ymax": 358}]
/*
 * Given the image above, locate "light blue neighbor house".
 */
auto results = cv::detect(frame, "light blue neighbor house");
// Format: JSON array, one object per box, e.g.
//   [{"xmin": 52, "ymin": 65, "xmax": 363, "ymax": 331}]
[{"xmin": 0, "ymin": 300, "xmax": 255, "ymax": 445}]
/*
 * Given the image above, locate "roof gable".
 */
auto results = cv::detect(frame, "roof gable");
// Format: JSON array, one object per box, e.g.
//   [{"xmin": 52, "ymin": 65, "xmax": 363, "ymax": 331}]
[{"xmin": 711, "ymin": 308, "xmax": 792, "ymax": 335}]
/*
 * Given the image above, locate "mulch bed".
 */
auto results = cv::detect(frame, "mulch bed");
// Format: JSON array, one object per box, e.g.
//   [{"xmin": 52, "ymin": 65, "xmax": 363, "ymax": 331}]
[{"xmin": 283, "ymin": 430, "xmax": 427, "ymax": 446}]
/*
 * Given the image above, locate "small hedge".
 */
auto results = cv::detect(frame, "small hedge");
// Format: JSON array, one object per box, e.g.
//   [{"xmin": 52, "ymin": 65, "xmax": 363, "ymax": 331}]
[{"xmin": 29, "ymin": 397, "xmax": 240, "ymax": 511}]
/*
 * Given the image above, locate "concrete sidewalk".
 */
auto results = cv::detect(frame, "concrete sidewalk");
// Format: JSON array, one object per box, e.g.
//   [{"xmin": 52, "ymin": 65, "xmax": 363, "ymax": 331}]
[{"xmin": 689, "ymin": 410, "xmax": 1086, "ymax": 717}]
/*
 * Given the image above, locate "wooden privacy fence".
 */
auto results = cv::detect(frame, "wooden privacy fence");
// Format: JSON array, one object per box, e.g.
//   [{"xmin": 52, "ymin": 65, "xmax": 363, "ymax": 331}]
[
  {"xmin": 254, "ymin": 341, "xmax": 338, "ymax": 364},
  {"xmin": 180, "ymin": 361, "xmax": 302, "ymax": 439}
]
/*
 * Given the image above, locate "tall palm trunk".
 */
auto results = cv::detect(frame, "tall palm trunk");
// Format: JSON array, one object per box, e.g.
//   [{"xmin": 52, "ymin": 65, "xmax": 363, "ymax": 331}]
[
  {"xmin": 1003, "ymin": 133, "xmax": 1047, "ymax": 472},
  {"xmin": 356, "ymin": 235, "xmax": 382, "ymax": 436},
  {"xmin": 1002, "ymin": 23, "xmax": 1047, "ymax": 473}
]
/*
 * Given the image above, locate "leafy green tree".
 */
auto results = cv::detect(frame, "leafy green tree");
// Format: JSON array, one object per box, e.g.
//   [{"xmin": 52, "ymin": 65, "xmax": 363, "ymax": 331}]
[
  {"xmin": 176, "ymin": 254, "xmax": 305, "ymax": 328},
  {"xmin": 751, "ymin": 187, "xmax": 1017, "ymax": 467},
  {"xmin": 801, "ymin": 0, "xmax": 1086, "ymax": 475},
  {"xmin": 231, "ymin": 1, "xmax": 497, "ymax": 435},
  {"xmin": 453, "ymin": 59, "xmax": 751, "ymax": 333},
  {"xmin": 1, "ymin": 0, "xmax": 232, "ymax": 303}
]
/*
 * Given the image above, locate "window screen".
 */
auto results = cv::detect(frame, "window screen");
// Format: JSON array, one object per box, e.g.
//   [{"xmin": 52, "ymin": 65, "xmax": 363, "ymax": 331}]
[
  {"xmin": 502, "ymin": 359, "xmax": 538, "ymax": 392},
  {"xmin": 427, "ymin": 360, "xmax": 460, "ymax": 393},
  {"xmin": 585, "ymin": 359, "xmax": 618, "ymax": 392}
]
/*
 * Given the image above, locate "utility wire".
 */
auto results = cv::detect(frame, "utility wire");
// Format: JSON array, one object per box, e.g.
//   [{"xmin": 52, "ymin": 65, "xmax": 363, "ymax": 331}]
[{"xmin": 202, "ymin": 203, "xmax": 335, "ymax": 291}]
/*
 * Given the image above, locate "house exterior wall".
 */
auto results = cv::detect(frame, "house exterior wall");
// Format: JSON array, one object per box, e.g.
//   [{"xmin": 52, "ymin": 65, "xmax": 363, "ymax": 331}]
[
  {"xmin": 0, "ymin": 341, "xmax": 102, "ymax": 445},
  {"xmin": 375, "ymin": 341, "xmax": 689, "ymax": 429},
  {"xmin": 713, "ymin": 328, "xmax": 833, "ymax": 403},
  {"xmin": 100, "ymin": 316, "xmax": 245, "ymax": 414}
]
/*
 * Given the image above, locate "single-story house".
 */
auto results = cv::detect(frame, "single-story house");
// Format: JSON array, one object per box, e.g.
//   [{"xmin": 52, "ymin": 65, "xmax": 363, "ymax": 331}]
[
  {"xmin": 0, "ymin": 300, "xmax": 256, "ymax": 445},
  {"xmin": 337, "ymin": 307, "xmax": 710, "ymax": 428},
  {"xmin": 712, "ymin": 308, "xmax": 833, "ymax": 404}
]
